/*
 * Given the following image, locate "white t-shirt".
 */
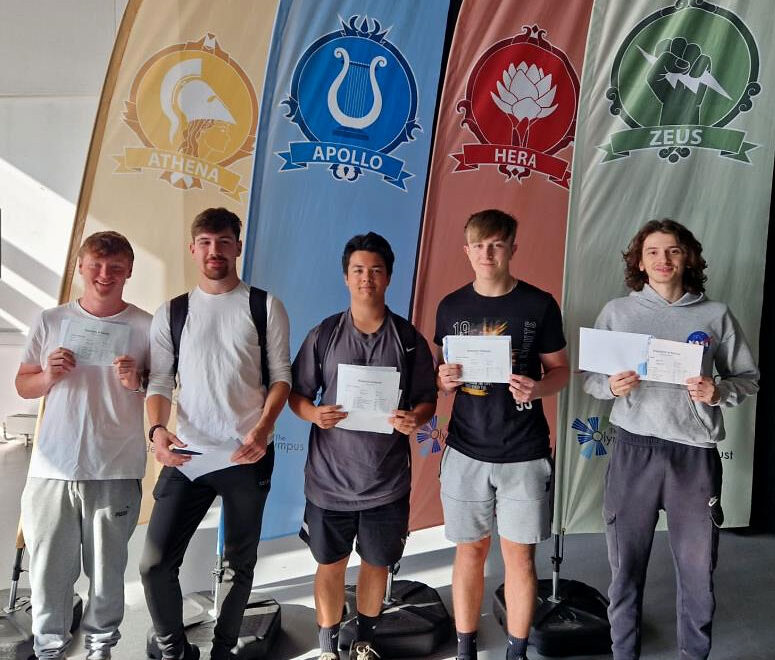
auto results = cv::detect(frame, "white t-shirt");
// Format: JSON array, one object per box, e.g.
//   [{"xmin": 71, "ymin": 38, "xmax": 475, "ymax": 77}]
[
  {"xmin": 147, "ymin": 282, "xmax": 291, "ymax": 447},
  {"xmin": 22, "ymin": 301, "xmax": 152, "ymax": 480}
]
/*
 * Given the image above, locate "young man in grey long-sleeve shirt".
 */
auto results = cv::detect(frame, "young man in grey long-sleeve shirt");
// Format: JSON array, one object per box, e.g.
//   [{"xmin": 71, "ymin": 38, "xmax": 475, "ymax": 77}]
[{"xmin": 583, "ymin": 219, "xmax": 759, "ymax": 660}]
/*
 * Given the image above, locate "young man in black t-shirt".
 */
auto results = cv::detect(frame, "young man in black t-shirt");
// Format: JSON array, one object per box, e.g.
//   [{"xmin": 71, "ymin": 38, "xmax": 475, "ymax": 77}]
[
  {"xmin": 435, "ymin": 210, "xmax": 569, "ymax": 660},
  {"xmin": 290, "ymin": 232, "xmax": 437, "ymax": 660}
]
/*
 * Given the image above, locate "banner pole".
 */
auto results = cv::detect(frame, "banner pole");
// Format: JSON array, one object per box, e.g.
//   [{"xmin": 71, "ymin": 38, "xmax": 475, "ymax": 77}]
[{"xmin": 549, "ymin": 533, "xmax": 563, "ymax": 603}]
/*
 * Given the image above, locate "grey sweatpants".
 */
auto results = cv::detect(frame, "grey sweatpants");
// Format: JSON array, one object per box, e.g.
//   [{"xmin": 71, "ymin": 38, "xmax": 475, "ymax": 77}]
[
  {"xmin": 603, "ymin": 428, "xmax": 722, "ymax": 660},
  {"xmin": 21, "ymin": 478, "xmax": 141, "ymax": 659}
]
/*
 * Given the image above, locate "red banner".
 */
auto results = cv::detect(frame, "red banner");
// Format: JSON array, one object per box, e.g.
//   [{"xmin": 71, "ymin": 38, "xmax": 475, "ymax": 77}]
[
  {"xmin": 409, "ymin": 0, "xmax": 593, "ymax": 531},
  {"xmin": 452, "ymin": 144, "xmax": 570, "ymax": 186}
]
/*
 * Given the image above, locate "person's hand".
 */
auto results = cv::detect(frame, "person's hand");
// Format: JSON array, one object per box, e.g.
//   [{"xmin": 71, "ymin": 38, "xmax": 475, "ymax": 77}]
[
  {"xmin": 389, "ymin": 409, "xmax": 422, "ymax": 435},
  {"xmin": 313, "ymin": 404, "xmax": 348, "ymax": 429},
  {"xmin": 608, "ymin": 371, "xmax": 641, "ymax": 397},
  {"xmin": 44, "ymin": 347, "xmax": 75, "ymax": 387},
  {"xmin": 438, "ymin": 363, "xmax": 462, "ymax": 392},
  {"xmin": 151, "ymin": 427, "xmax": 191, "ymax": 467},
  {"xmin": 510, "ymin": 375, "xmax": 539, "ymax": 404},
  {"xmin": 686, "ymin": 375, "xmax": 719, "ymax": 404},
  {"xmin": 647, "ymin": 38, "xmax": 711, "ymax": 125},
  {"xmin": 232, "ymin": 426, "xmax": 269, "ymax": 464},
  {"xmin": 113, "ymin": 355, "xmax": 140, "ymax": 391}
]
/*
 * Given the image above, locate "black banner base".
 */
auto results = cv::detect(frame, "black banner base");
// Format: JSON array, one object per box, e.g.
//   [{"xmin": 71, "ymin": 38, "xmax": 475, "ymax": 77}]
[
  {"xmin": 339, "ymin": 580, "xmax": 451, "ymax": 658},
  {"xmin": 493, "ymin": 579, "xmax": 611, "ymax": 657},
  {"xmin": 146, "ymin": 592, "xmax": 280, "ymax": 659},
  {"xmin": 0, "ymin": 589, "xmax": 82, "ymax": 660}
]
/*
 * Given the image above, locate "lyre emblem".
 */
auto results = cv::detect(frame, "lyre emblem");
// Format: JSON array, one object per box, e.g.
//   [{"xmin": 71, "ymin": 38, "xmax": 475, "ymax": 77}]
[{"xmin": 327, "ymin": 47, "xmax": 387, "ymax": 131}]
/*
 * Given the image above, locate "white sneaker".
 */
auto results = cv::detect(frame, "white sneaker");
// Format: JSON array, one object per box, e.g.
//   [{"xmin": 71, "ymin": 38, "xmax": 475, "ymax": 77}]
[{"xmin": 349, "ymin": 641, "xmax": 381, "ymax": 660}]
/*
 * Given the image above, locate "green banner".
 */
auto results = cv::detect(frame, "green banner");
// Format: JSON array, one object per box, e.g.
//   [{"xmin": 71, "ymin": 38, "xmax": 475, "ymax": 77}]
[
  {"xmin": 557, "ymin": 0, "xmax": 772, "ymax": 534},
  {"xmin": 600, "ymin": 125, "xmax": 758, "ymax": 162}
]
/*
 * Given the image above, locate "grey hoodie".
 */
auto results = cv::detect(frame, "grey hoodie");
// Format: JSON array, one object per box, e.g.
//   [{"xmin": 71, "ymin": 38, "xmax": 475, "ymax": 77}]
[{"xmin": 583, "ymin": 285, "xmax": 759, "ymax": 448}]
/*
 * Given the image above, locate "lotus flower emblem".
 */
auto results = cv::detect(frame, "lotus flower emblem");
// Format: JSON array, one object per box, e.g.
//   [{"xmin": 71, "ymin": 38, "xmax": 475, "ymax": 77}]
[{"xmin": 491, "ymin": 61, "xmax": 558, "ymax": 146}]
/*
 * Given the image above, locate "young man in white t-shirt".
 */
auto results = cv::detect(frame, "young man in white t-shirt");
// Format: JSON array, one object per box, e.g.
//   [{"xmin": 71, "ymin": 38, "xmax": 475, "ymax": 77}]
[
  {"xmin": 16, "ymin": 231, "xmax": 151, "ymax": 660},
  {"xmin": 140, "ymin": 207, "xmax": 291, "ymax": 660}
]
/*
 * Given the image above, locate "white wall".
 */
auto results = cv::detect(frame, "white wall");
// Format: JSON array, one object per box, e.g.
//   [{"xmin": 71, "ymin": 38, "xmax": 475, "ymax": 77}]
[
  {"xmin": 0, "ymin": 0, "xmax": 127, "ymax": 418},
  {"xmin": 0, "ymin": 0, "xmax": 332, "ymax": 595},
  {"xmin": 0, "ymin": 0, "xmax": 128, "ymax": 578}
]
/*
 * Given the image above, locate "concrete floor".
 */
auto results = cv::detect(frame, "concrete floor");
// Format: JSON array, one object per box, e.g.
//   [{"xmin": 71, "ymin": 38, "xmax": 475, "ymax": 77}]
[
  {"xmin": 3, "ymin": 439, "xmax": 774, "ymax": 659},
  {"xmin": 63, "ymin": 526, "xmax": 775, "ymax": 660}
]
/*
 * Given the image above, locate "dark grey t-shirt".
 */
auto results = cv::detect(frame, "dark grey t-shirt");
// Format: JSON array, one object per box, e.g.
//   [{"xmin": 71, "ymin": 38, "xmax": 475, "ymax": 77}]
[{"xmin": 292, "ymin": 309, "xmax": 437, "ymax": 511}]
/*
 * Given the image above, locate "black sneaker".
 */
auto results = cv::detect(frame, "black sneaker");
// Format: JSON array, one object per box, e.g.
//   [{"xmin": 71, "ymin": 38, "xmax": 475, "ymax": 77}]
[
  {"xmin": 161, "ymin": 642, "xmax": 199, "ymax": 660},
  {"xmin": 182, "ymin": 642, "xmax": 200, "ymax": 660},
  {"xmin": 349, "ymin": 640, "xmax": 381, "ymax": 660}
]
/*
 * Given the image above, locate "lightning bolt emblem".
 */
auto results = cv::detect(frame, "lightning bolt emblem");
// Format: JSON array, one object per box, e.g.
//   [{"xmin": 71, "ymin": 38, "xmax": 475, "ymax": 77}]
[{"xmin": 637, "ymin": 45, "xmax": 732, "ymax": 100}]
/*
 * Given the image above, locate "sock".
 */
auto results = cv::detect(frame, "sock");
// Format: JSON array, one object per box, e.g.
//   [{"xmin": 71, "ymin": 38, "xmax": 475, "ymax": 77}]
[
  {"xmin": 356, "ymin": 612, "xmax": 379, "ymax": 644},
  {"xmin": 456, "ymin": 630, "xmax": 477, "ymax": 659},
  {"xmin": 506, "ymin": 634, "xmax": 528, "ymax": 659},
  {"xmin": 318, "ymin": 623, "xmax": 340, "ymax": 655}
]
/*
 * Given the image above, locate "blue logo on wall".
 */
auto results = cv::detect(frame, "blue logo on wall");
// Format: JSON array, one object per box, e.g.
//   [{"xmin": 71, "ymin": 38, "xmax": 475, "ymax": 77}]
[
  {"xmin": 572, "ymin": 416, "xmax": 613, "ymax": 459},
  {"xmin": 279, "ymin": 15, "xmax": 420, "ymax": 189},
  {"xmin": 416, "ymin": 415, "xmax": 446, "ymax": 457},
  {"xmin": 687, "ymin": 331, "xmax": 712, "ymax": 353}
]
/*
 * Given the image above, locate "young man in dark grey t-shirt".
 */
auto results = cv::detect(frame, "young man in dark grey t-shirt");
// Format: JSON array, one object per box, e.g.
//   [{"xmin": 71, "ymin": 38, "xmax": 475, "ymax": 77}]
[{"xmin": 290, "ymin": 232, "xmax": 437, "ymax": 660}]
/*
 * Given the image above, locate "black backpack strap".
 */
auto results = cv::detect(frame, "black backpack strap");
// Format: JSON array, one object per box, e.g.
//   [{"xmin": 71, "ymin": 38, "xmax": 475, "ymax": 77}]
[
  {"xmin": 390, "ymin": 311, "xmax": 418, "ymax": 408},
  {"xmin": 169, "ymin": 288, "xmax": 269, "ymax": 389},
  {"xmin": 169, "ymin": 293, "xmax": 189, "ymax": 382},
  {"xmin": 314, "ymin": 312, "xmax": 345, "ymax": 390},
  {"xmin": 248, "ymin": 287, "xmax": 270, "ymax": 389}
]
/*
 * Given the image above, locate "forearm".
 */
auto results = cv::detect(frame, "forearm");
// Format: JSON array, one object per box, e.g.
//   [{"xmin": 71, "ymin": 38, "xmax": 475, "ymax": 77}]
[
  {"xmin": 582, "ymin": 371, "xmax": 615, "ymax": 400},
  {"xmin": 288, "ymin": 391, "xmax": 317, "ymax": 423},
  {"xmin": 254, "ymin": 381, "xmax": 291, "ymax": 431},
  {"xmin": 715, "ymin": 373, "xmax": 760, "ymax": 407},
  {"xmin": 15, "ymin": 372, "xmax": 52, "ymax": 399},
  {"xmin": 146, "ymin": 393, "xmax": 172, "ymax": 427},
  {"xmin": 536, "ymin": 365, "xmax": 570, "ymax": 398},
  {"xmin": 411, "ymin": 401, "xmax": 436, "ymax": 427}
]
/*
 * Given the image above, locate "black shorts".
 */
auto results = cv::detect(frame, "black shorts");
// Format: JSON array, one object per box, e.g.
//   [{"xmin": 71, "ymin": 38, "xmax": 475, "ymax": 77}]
[{"xmin": 299, "ymin": 493, "xmax": 410, "ymax": 566}]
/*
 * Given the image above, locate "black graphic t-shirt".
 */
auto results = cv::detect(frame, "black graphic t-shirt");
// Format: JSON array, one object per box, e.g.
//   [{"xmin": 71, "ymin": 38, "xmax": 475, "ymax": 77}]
[{"xmin": 434, "ymin": 282, "xmax": 566, "ymax": 463}]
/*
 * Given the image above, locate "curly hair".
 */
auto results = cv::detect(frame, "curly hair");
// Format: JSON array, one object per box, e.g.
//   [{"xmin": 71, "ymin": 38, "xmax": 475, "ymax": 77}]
[{"xmin": 622, "ymin": 219, "xmax": 707, "ymax": 294}]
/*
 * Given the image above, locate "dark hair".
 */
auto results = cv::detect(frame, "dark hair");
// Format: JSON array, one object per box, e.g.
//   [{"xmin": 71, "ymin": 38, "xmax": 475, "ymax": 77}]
[
  {"xmin": 341, "ymin": 232, "xmax": 395, "ymax": 276},
  {"xmin": 78, "ymin": 231, "xmax": 134, "ymax": 263},
  {"xmin": 464, "ymin": 209, "xmax": 518, "ymax": 244},
  {"xmin": 623, "ymin": 219, "xmax": 707, "ymax": 294},
  {"xmin": 191, "ymin": 207, "xmax": 242, "ymax": 241}
]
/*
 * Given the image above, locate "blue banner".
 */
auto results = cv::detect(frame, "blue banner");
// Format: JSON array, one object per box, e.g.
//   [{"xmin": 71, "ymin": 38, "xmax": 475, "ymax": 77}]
[{"xmin": 244, "ymin": 0, "xmax": 450, "ymax": 538}]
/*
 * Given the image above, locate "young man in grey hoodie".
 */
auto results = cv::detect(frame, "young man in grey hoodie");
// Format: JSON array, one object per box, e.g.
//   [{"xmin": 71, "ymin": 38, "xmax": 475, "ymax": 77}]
[{"xmin": 583, "ymin": 219, "xmax": 759, "ymax": 660}]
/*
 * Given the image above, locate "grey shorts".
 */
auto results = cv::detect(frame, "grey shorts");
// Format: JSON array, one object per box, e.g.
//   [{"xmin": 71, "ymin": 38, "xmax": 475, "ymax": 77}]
[{"xmin": 440, "ymin": 446, "xmax": 552, "ymax": 544}]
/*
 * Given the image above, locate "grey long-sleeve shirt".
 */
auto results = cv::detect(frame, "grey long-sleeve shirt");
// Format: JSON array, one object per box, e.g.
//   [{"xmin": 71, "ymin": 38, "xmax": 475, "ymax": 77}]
[{"xmin": 583, "ymin": 285, "xmax": 759, "ymax": 448}]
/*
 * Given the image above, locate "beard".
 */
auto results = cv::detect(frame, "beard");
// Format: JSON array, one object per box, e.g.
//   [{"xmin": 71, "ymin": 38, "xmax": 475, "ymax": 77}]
[{"xmin": 204, "ymin": 260, "xmax": 230, "ymax": 280}]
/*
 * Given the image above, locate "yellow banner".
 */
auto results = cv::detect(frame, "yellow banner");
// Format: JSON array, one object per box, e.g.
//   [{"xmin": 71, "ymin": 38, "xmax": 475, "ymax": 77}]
[
  {"xmin": 60, "ymin": 0, "xmax": 280, "ymax": 522},
  {"xmin": 63, "ymin": 0, "xmax": 279, "ymax": 305},
  {"xmin": 115, "ymin": 147, "xmax": 247, "ymax": 200}
]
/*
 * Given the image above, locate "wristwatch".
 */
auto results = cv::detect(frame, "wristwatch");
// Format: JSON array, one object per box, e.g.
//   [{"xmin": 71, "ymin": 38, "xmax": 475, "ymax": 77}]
[{"xmin": 148, "ymin": 424, "xmax": 166, "ymax": 442}]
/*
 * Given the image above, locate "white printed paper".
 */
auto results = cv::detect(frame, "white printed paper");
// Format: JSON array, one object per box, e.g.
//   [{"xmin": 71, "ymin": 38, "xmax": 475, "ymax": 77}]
[
  {"xmin": 335, "ymin": 364, "xmax": 401, "ymax": 434},
  {"xmin": 442, "ymin": 334, "xmax": 512, "ymax": 383},
  {"xmin": 175, "ymin": 437, "xmax": 243, "ymax": 481},
  {"xmin": 646, "ymin": 338, "xmax": 704, "ymax": 385},
  {"xmin": 579, "ymin": 328, "xmax": 704, "ymax": 385},
  {"xmin": 59, "ymin": 318, "xmax": 131, "ymax": 366},
  {"xmin": 579, "ymin": 327, "xmax": 650, "ymax": 377}
]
